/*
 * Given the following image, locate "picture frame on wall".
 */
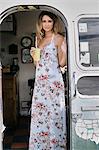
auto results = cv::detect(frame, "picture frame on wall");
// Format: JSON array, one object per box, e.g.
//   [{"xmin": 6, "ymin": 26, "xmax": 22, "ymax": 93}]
[
  {"xmin": 21, "ymin": 48, "xmax": 33, "ymax": 63},
  {"xmin": 0, "ymin": 14, "xmax": 16, "ymax": 33}
]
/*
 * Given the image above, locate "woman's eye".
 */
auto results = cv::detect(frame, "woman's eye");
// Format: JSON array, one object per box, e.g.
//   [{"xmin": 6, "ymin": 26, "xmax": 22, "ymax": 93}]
[
  {"xmin": 42, "ymin": 20, "xmax": 53, "ymax": 23},
  {"xmin": 48, "ymin": 20, "xmax": 53, "ymax": 23},
  {"xmin": 42, "ymin": 20, "xmax": 46, "ymax": 23}
]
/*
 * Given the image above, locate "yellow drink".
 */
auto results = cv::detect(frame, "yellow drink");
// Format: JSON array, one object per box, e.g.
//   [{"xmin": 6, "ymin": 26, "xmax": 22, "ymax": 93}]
[{"xmin": 30, "ymin": 47, "xmax": 40, "ymax": 62}]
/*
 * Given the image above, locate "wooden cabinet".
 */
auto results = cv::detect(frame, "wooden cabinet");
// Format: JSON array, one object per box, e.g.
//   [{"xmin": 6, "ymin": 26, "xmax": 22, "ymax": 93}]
[{"xmin": 2, "ymin": 73, "xmax": 19, "ymax": 127}]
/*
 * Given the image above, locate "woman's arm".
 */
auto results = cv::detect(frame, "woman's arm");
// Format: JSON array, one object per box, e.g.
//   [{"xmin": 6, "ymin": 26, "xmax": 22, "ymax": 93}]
[{"xmin": 57, "ymin": 35, "xmax": 67, "ymax": 67}]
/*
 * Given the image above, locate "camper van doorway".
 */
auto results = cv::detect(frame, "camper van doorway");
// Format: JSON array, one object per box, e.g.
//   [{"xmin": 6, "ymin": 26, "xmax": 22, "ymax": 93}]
[{"xmin": 0, "ymin": 5, "xmax": 69, "ymax": 150}]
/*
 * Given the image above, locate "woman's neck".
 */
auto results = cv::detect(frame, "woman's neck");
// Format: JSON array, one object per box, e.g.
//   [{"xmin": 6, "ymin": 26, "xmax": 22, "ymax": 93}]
[{"xmin": 45, "ymin": 32, "xmax": 54, "ymax": 38}]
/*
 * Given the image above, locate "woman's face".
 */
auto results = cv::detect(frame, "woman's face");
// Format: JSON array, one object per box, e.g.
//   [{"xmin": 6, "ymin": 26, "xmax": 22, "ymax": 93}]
[{"xmin": 41, "ymin": 15, "xmax": 54, "ymax": 32}]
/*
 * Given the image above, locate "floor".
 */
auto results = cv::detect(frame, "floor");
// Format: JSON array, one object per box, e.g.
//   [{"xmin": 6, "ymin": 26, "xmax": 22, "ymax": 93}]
[{"xmin": 3, "ymin": 116, "xmax": 30, "ymax": 150}]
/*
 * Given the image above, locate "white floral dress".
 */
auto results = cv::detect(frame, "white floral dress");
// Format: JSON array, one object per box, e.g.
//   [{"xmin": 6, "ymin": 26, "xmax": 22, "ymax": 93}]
[{"xmin": 29, "ymin": 36, "xmax": 66, "ymax": 150}]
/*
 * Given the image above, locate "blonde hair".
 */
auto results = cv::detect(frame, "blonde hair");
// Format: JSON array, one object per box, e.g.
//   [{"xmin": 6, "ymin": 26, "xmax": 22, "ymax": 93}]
[{"xmin": 36, "ymin": 11, "xmax": 62, "ymax": 41}]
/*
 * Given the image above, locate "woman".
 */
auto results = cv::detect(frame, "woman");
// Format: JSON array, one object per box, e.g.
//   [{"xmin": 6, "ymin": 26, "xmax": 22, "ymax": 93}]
[{"xmin": 29, "ymin": 11, "xmax": 67, "ymax": 150}]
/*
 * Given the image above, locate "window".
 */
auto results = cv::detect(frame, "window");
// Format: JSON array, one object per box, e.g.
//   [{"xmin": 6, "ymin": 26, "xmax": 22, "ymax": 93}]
[
  {"xmin": 78, "ymin": 17, "xmax": 99, "ymax": 67},
  {"xmin": 77, "ymin": 76, "xmax": 99, "ymax": 95}
]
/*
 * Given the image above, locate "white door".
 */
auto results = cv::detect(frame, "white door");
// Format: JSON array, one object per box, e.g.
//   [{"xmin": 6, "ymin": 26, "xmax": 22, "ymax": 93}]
[{"xmin": 71, "ymin": 15, "xmax": 99, "ymax": 150}]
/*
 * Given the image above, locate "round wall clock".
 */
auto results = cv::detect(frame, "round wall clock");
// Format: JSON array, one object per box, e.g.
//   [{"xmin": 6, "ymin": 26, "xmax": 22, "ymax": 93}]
[{"xmin": 21, "ymin": 36, "xmax": 32, "ymax": 48}]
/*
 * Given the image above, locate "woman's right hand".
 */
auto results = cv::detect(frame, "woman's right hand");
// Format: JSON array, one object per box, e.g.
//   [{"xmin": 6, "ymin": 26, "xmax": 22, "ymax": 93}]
[{"xmin": 30, "ymin": 47, "xmax": 40, "ymax": 65}]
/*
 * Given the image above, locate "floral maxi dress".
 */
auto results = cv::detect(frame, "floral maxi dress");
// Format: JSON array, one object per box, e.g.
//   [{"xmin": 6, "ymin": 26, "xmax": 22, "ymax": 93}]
[{"xmin": 29, "ymin": 37, "xmax": 66, "ymax": 150}]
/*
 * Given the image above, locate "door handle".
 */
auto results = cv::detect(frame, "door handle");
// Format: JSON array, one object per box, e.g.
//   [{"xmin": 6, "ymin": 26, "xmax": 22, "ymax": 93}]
[
  {"xmin": 72, "ymin": 72, "xmax": 76, "ymax": 97},
  {"xmin": 81, "ymin": 106, "xmax": 99, "ymax": 111}
]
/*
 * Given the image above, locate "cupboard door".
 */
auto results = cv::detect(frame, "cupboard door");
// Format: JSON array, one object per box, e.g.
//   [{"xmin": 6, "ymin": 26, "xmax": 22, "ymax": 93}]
[{"xmin": 3, "ymin": 75, "xmax": 17, "ymax": 127}]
